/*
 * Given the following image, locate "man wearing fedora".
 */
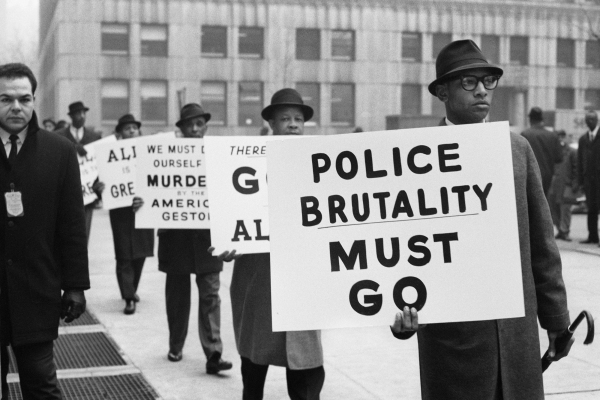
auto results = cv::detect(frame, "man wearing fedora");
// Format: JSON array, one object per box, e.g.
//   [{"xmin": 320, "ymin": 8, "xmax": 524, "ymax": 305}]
[
  {"xmin": 109, "ymin": 114, "xmax": 154, "ymax": 315},
  {"xmin": 228, "ymin": 88, "xmax": 325, "ymax": 399},
  {"xmin": 56, "ymin": 101, "xmax": 104, "ymax": 242},
  {"xmin": 134, "ymin": 103, "xmax": 232, "ymax": 374},
  {"xmin": 521, "ymin": 106, "xmax": 563, "ymax": 197},
  {"xmin": 390, "ymin": 40, "xmax": 571, "ymax": 399}
]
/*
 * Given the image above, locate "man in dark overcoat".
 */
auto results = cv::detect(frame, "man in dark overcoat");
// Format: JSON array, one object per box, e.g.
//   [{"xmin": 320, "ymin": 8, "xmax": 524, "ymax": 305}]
[
  {"xmin": 391, "ymin": 40, "xmax": 572, "ymax": 400},
  {"xmin": 110, "ymin": 114, "xmax": 154, "ymax": 315},
  {"xmin": 133, "ymin": 103, "xmax": 231, "ymax": 374},
  {"xmin": 577, "ymin": 110, "xmax": 600, "ymax": 244},
  {"xmin": 521, "ymin": 106, "xmax": 563, "ymax": 197},
  {"xmin": 55, "ymin": 101, "xmax": 103, "ymax": 242},
  {"xmin": 0, "ymin": 63, "xmax": 89, "ymax": 399}
]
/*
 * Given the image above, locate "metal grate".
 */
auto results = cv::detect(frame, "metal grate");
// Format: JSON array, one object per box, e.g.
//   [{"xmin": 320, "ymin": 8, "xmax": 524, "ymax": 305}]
[
  {"xmin": 8, "ymin": 332, "xmax": 126, "ymax": 373},
  {"xmin": 7, "ymin": 374, "xmax": 159, "ymax": 400},
  {"xmin": 59, "ymin": 309, "xmax": 100, "ymax": 327}
]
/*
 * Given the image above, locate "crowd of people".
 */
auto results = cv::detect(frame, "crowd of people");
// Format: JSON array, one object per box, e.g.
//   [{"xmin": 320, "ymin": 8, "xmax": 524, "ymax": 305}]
[{"xmin": 2, "ymin": 37, "xmax": 593, "ymax": 399}]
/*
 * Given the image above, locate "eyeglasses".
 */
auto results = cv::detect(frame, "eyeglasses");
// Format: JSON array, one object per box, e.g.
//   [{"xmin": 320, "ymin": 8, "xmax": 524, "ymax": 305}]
[{"xmin": 457, "ymin": 75, "xmax": 500, "ymax": 91}]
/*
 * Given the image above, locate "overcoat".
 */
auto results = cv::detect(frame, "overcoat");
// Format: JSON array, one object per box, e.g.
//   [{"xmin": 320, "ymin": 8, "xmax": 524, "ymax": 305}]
[
  {"xmin": 548, "ymin": 144, "xmax": 578, "ymax": 205},
  {"xmin": 521, "ymin": 125, "xmax": 563, "ymax": 194},
  {"xmin": 396, "ymin": 126, "xmax": 570, "ymax": 400},
  {"xmin": 0, "ymin": 113, "xmax": 89, "ymax": 346},
  {"xmin": 577, "ymin": 131, "xmax": 600, "ymax": 208},
  {"xmin": 55, "ymin": 126, "xmax": 101, "ymax": 146},
  {"xmin": 157, "ymin": 229, "xmax": 222, "ymax": 275},
  {"xmin": 109, "ymin": 206, "xmax": 154, "ymax": 260},
  {"xmin": 230, "ymin": 253, "xmax": 323, "ymax": 369}
]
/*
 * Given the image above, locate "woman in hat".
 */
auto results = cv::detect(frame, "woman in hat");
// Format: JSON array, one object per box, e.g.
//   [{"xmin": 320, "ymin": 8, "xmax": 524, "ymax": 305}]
[{"xmin": 110, "ymin": 114, "xmax": 154, "ymax": 315}]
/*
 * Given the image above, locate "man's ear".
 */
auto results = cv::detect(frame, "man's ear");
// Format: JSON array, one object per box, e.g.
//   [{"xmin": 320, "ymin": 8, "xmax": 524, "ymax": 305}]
[
  {"xmin": 267, "ymin": 119, "xmax": 275, "ymax": 130},
  {"xmin": 435, "ymin": 84, "xmax": 449, "ymax": 103}
]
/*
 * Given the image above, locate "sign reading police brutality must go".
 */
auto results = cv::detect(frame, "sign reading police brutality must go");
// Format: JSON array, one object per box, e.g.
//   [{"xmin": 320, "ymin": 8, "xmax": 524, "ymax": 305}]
[
  {"xmin": 267, "ymin": 122, "xmax": 524, "ymax": 331},
  {"xmin": 95, "ymin": 132, "xmax": 175, "ymax": 210},
  {"xmin": 134, "ymin": 136, "xmax": 209, "ymax": 229}
]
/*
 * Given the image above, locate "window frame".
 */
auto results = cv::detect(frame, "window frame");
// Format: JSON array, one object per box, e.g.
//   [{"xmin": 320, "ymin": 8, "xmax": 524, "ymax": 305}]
[
  {"xmin": 140, "ymin": 23, "xmax": 168, "ymax": 57},
  {"xmin": 330, "ymin": 83, "xmax": 355, "ymax": 126},
  {"xmin": 101, "ymin": 22, "xmax": 130, "ymax": 55},
  {"xmin": 140, "ymin": 80, "xmax": 168, "ymax": 125},
  {"xmin": 201, "ymin": 81, "xmax": 227, "ymax": 126},
  {"xmin": 238, "ymin": 81, "xmax": 263, "ymax": 127},
  {"xmin": 238, "ymin": 26, "xmax": 264, "ymax": 59},
  {"xmin": 101, "ymin": 79, "xmax": 129, "ymax": 122},
  {"xmin": 331, "ymin": 29, "xmax": 355, "ymax": 61},
  {"xmin": 201, "ymin": 25, "xmax": 228, "ymax": 58},
  {"xmin": 296, "ymin": 28, "xmax": 321, "ymax": 61}
]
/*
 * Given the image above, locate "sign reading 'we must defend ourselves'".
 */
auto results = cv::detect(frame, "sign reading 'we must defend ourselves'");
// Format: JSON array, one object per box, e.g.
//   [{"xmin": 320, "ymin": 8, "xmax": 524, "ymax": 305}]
[
  {"xmin": 267, "ymin": 122, "xmax": 524, "ymax": 331},
  {"xmin": 135, "ymin": 136, "xmax": 209, "ymax": 229}
]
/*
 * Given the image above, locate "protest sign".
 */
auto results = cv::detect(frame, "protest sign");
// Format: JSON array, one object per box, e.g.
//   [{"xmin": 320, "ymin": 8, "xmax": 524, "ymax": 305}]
[
  {"xmin": 205, "ymin": 136, "xmax": 270, "ymax": 254},
  {"xmin": 267, "ymin": 122, "xmax": 524, "ymax": 331},
  {"xmin": 135, "ymin": 136, "xmax": 209, "ymax": 229},
  {"xmin": 96, "ymin": 132, "xmax": 175, "ymax": 210},
  {"xmin": 78, "ymin": 135, "xmax": 116, "ymax": 206}
]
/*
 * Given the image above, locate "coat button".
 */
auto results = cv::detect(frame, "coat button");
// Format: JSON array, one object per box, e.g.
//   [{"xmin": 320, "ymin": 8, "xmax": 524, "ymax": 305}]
[
  {"xmin": 7, "ymin": 221, "xmax": 14, "ymax": 227},
  {"xmin": 7, "ymin": 260, "xmax": 13, "ymax": 266}
]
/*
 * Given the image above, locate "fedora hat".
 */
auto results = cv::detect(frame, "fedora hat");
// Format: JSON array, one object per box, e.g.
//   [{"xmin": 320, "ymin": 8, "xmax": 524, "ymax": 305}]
[
  {"xmin": 428, "ymin": 39, "xmax": 503, "ymax": 95},
  {"xmin": 68, "ymin": 101, "xmax": 89, "ymax": 115},
  {"xmin": 176, "ymin": 103, "xmax": 211, "ymax": 128},
  {"xmin": 261, "ymin": 88, "xmax": 313, "ymax": 121},
  {"xmin": 115, "ymin": 113, "xmax": 141, "ymax": 132}
]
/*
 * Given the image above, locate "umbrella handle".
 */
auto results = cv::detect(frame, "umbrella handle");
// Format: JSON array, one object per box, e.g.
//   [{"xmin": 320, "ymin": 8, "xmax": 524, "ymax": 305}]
[{"xmin": 541, "ymin": 331, "xmax": 573, "ymax": 372}]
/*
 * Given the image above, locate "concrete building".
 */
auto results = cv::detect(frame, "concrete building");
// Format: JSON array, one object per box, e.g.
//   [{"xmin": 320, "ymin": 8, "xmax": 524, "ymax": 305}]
[{"xmin": 38, "ymin": 0, "xmax": 600, "ymax": 136}]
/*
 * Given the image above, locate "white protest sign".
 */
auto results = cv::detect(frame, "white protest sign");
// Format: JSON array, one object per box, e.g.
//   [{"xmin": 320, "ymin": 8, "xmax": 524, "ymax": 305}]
[
  {"xmin": 95, "ymin": 132, "xmax": 175, "ymax": 210},
  {"xmin": 268, "ymin": 122, "xmax": 524, "ymax": 331},
  {"xmin": 135, "ymin": 136, "xmax": 209, "ymax": 229},
  {"xmin": 78, "ymin": 135, "xmax": 116, "ymax": 206},
  {"xmin": 205, "ymin": 136, "xmax": 272, "ymax": 254}
]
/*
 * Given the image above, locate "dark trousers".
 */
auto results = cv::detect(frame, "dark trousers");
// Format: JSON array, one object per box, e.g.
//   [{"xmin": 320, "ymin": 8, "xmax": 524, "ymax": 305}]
[
  {"xmin": 165, "ymin": 272, "xmax": 222, "ymax": 359},
  {"xmin": 116, "ymin": 258, "xmax": 145, "ymax": 300},
  {"xmin": 586, "ymin": 201, "xmax": 599, "ymax": 241},
  {"xmin": 241, "ymin": 357, "xmax": 325, "ymax": 400},
  {"xmin": 1, "ymin": 342, "xmax": 61, "ymax": 400},
  {"xmin": 84, "ymin": 204, "xmax": 94, "ymax": 244}
]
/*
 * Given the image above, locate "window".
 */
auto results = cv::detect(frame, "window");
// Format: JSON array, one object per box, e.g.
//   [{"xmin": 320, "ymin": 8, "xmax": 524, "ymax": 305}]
[
  {"xmin": 331, "ymin": 30, "xmax": 355, "ymax": 61},
  {"xmin": 556, "ymin": 38, "xmax": 575, "ymax": 67},
  {"xmin": 402, "ymin": 32, "xmax": 422, "ymax": 62},
  {"xmin": 556, "ymin": 88, "xmax": 575, "ymax": 110},
  {"xmin": 432, "ymin": 33, "xmax": 452, "ymax": 58},
  {"xmin": 296, "ymin": 83, "xmax": 320, "ymax": 124},
  {"xmin": 585, "ymin": 89, "xmax": 600, "ymax": 110},
  {"xmin": 401, "ymin": 84, "xmax": 422, "ymax": 115},
  {"xmin": 101, "ymin": 23, "xmax": 129, "ymax": 54},
  {"xmin": 296, "ymin": 29, "xmax": 320, "ymax": 60},
  {"xmin": 510, "ymin": 36, "xmax": 528, "ymax": 65},
  {"xmin": 585, "ymin": 40, "xmax": 600, "ymax": 68},
  {"xmin": 201, "ymin": 25, "xmax": 227, "ymax": 57},
  {"xmin": 101, "ymin": 80, "xmax": 129, "ymax": 121},
  {"xmin": 141, "ymin": 24, "xmax": 168, "ymax": 57},
  {"xmin": 238, "ymin": 82, "xmax": 263, "ymax": 126},
  {"xmin": 239, "ymin": 27, "xmax": 264, "ymax": 59},
  {"xmin": 480, "ymin": 35, "xmax": 500, "ymax": 64},
  {"xmin": 201, "ymin": 81, "xmax": 227, "ymax": 125},
  {"xmin": 331, "ymin": 83, "xmax": 354, "ymax": 126},
  {"xmin": 141, "ymin": 81, "xmax": 167, "ymax": 124}
]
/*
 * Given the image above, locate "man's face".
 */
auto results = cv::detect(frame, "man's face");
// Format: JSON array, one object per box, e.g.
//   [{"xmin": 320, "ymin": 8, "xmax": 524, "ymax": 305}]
[
  {"xmin": 268, "ymin": 106, "xmax": 304, "ymax": 136},
  {"xmin": 117, "ymin": 123, "xmax": 141, "ymax": 140},
  {"xmin": 70, "ymin": 109, "xmax": 86, "ymax": 129},
  {"xmin": 585, "ymin": 112, "xmax": 598, "ymax": 131},
  {"xmin": 43, "ymin": 121, "xmax": 55, "ymax": 131},
  {"xmin": 436, "ymin": 69, "xmax": 494, "ymax": 125},
  {"xmin": 0, "ymin": 77, "xmax": 35, "ymax": 134},
  {"xmin": 180, "ymin": 116, "xmax": 207, "ymax": 138}
]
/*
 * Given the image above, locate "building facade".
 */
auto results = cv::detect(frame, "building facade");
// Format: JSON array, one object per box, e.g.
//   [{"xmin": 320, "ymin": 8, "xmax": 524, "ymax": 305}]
[{"xmin": 38, "ymin": 0, "xmax": 600, "ymax": 136}]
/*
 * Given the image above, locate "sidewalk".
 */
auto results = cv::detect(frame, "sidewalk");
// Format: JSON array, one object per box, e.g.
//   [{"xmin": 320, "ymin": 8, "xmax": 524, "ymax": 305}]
[{"xmin": 86, "ymin": 210, "xmax": 599, "ymax": 399}]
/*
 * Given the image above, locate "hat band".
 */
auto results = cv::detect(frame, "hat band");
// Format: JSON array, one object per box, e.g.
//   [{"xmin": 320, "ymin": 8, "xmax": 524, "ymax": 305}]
[{"xmin": 438, "ymin": 57, "xmax": 491, "ymax": 78}]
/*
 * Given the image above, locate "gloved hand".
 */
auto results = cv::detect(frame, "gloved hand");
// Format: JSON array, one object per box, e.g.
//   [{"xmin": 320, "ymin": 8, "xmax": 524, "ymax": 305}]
[
  {"xmin": 61, "ymin": 290, "xmax": 86, "ymax": 323},
  {"xmin": 76, "ymin": 144, "xmax": 87, "ymax": 157}
]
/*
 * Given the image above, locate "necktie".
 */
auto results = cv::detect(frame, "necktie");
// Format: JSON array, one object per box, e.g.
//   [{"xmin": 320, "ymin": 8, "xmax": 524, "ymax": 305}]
[{"xmin": 8, "ymin": 134, "xmax": 18, "ymax": 165}]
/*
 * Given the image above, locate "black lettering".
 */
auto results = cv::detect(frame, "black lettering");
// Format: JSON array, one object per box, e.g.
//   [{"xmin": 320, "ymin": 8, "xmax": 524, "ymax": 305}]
[
  {"xmin": 393, "ymin": 147, "xmax": 402, "ymax": 176},
  {"xmin": 365, "ymin": 149, "xmax": 387, "ymax": 178},
  {"xmin": 328, "ymin": 195, "xmax": 348, "ymax": 224},
  {"xmin": 233, "ymin": 167, "xmax": 259, "ymax": 194},
  {"xmin": 254, "ymin": 219, "xmax": 269, "ymax": 241},
  {"xmin": 312, "ymin": 153, "xmax": 331, "ymax": 183},
  {"xmin": 108, "ymin": 150, "xmax": 118, "ymax": 162},
  {"xmin": 417, "ymin": 189, "xmax": 437, "ymax": 216},
  {"xmin": 375, "ymin": 237, "xmax": 400, "ymax": 267},
  {"xmin": 438, "ymin": 143, "xmax": 461, "ymax": 172},
  {"xmin": 329, "ymin": 240, "xmax": 367, "ymax": 272},
  {"xmin": 372, "ymin": 192, "xmax": 390, "ymax": 219},
  {"xmin": 391, "ymin": 190, "xmax": 414, "ymax": 218},
  {"xmin": 407, "ymin": 145, "xmax": 432, "ymax": 174},
  {"xmin": 349, "ymin": 280, "xmax": 382, "ymax": 316},
  {"xmin": 433, "ymin": 232, "xmax": 459, "ymax": 263},
  {"xmin": 452, "ymin": 185, "xmax": 470, "ymax": 213},
  {"xmin": 393, "ymin": 276, "xmax": 427, "ymax": 311},
  {"xmin": 408, "ymin": 235, "xmax": 431, "ymax": 267},
  {"xmin": 336, "ymin": 151, "xmax": 358, "ymax": 180},
  {"xmin": 473, "ymin": 183, "xmax": 492, "ymax": 211},
  {"xmin": 147, "ymin": 175, "xmax": 158, "ymax": 187},
  {"xmin": 300, "ymin": 196, "xmax": 322, "ymax": 227},
  {"xmin": 351, "ymin": 193, "xmax": 370, "ymax": 222},
  {"xmin": 440, "ymin": 187, "xmax": 449, "ymax": 214},
  {"xmin": 231, "ymin": 220, "xmax": 252, "ymax": 242}
]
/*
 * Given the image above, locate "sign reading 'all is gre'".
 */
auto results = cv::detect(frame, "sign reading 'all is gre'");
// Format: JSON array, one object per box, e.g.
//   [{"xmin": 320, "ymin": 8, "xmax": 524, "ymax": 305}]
[{"xmin": 267, "ymin": 122, "xmax": 524, "ymax": 331}]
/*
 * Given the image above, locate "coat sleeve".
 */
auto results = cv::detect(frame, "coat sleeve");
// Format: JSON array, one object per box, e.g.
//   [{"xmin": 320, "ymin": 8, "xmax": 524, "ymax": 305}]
[
  {"xmin": 577, "ymin": 137, "xmax": 584, "ymax": 187},
  {"xmin": 56, "ymin": 143, "xmax": 90, "ymax": 291},
  {"xmin": 553, "ymin": 135, "xmax": 563, "ymax": 164},
  {"xmin": 524, "ymin": 143, "xmax": 569, "ymax": 331}
]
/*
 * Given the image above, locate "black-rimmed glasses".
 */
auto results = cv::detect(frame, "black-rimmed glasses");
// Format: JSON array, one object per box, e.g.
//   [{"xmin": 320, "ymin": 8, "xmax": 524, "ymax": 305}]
[{"xmin": 458, "ymin": 75, "xmax": 500, "ymax": 91}]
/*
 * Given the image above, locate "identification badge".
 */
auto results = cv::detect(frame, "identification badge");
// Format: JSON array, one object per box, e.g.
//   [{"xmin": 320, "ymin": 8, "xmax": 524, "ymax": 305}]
[{"xmin": 5, "ymin": 191, "xmax": 24, "ymax": 217}]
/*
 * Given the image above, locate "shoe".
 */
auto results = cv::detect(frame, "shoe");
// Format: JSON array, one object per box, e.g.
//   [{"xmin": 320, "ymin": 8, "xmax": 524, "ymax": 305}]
[
  {"xmin": 167, "ymin": 351, "xmax": 183, "ymax": 362},
  {"xmin": 206, "ymin": 351, "xmax": 232, "ymax": 374},
  {"xmin": 123, "ymin": 300, "xmax": 136, "ymax": 315},
  {"xmin": 555, "ymin": 233, "xmax": 572, "ymax": 242},
  {"xmin": 134, "ymin": 294, "xmax": 140, "ymax": 302},
  {"xmin": 580, "ymin": 239, "xmax": 599, "ymax": 244}
]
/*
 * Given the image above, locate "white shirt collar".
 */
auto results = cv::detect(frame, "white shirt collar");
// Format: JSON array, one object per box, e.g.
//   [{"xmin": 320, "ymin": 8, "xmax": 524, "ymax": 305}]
[
  {"xmin": 0, "ymin": 125, "xmax": 28, "ymax": 146},
  {"xmin": 589, "ymin": 125, "xmax": 599, "ymax": 139},
  {"xmin": 70, "ymin": 125, "xmax": 84, "ymax": 141}
]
